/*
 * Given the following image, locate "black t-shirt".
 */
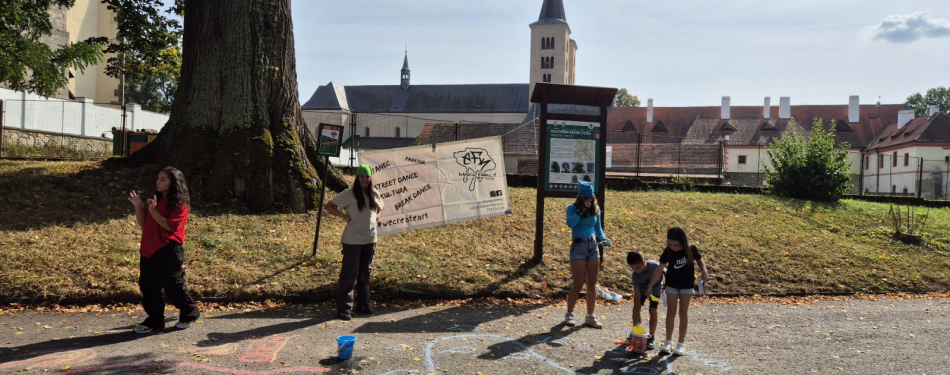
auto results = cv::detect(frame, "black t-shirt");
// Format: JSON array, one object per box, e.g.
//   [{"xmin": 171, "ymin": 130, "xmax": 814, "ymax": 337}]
[{"xmin": 658, "ymin": 245, "xmax": 703, "ymax": 289}]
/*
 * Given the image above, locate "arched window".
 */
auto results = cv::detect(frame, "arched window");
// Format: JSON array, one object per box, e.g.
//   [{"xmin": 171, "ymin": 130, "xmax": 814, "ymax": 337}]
[
  {"xmin": 540, "ymin": 56, "xmax": 544, "ymax": 68},
  {"xmin": 365, "ymin": 127, "xmax": 370, "ymax": 137},
  {"xmin": 395, "ymin": 127, "xmax": 401, "ymax": 137},
  {"xmin": 541, "ymin": 37, "xmax": 546, "ymax": 49},
  {"xmin": 550, "ymin": 37, "xmax": 554, "ymax": 49}
]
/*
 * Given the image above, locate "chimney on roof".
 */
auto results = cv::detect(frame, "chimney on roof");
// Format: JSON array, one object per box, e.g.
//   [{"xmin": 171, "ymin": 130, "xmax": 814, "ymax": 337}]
[
  {"xmin": 721, "ymin": 96, "xmax": 731, "ymax": 120},
  {"xmin": 647, "ymin": 98, "xmax": 654, "ymax": 123},
  {"xmin": 897, "ymin": 110, "xmax": 915, "ymax": 129},
  {"xmin": 930, "ymin": 105, "xmax": 940, "ymax": 116},
  {"xmin": 779, "ymin": 97, "xmax": 791, "ymax": 119},
  {"xmin": 763, "ymin": 97, "xmax": 770, "ymax": 118},
  {"xmin": 848, "ymin": 95, "xmax": 859, "ymax": 123}
]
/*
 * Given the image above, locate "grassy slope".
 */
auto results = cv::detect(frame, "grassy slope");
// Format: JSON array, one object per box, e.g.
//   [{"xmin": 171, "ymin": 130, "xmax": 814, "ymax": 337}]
[{"xmin": 1, "ymin": 161, "xmax": 948, "ymax": 302}]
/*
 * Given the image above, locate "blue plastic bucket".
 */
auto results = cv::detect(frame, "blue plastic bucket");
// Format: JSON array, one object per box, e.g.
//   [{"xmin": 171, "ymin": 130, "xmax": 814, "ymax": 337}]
[{"xmin": 337, "ymin": 335, "xmax": 357, "ymax": 360}]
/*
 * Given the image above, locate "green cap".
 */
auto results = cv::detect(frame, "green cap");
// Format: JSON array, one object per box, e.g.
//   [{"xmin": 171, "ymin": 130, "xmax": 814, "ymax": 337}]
[{"xmin": 355, "ymin": 165, "xmax": 373, "ymax": 176}]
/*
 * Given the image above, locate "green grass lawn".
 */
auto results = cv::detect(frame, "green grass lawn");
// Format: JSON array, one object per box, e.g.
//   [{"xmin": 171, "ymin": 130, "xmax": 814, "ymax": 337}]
[{"xmin": 1, "ymin": 160, "xmax": 948, "ymax": 303}]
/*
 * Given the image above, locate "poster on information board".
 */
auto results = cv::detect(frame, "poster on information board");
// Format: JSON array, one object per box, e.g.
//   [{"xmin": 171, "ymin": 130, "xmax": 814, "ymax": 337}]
[
  {"xmin": 317, "ymin": 123, "xmax": 344, "ymax": 157},
  {"xmin": 359, "ymin": 136, "xmax": 511, "ymax": 237},
  {"xmin": 543, "ymin": 120, "xmax": 601, "ymax": 194}
]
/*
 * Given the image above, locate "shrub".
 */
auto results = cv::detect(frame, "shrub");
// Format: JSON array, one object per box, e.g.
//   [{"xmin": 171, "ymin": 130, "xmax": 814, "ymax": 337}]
[{"xmin": 765, "ymin": 118, "xmax": 852, "ymax": 202}]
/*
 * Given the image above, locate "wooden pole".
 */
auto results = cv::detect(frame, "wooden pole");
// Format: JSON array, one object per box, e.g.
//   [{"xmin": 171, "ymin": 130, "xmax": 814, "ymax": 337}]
[
  {"xmin": 312, "ymin": 155, "xmax": 331, "ymax": 256},
  {"xmin": 533, "ymin": 98, "xmax": 548, "ymax": 264}
]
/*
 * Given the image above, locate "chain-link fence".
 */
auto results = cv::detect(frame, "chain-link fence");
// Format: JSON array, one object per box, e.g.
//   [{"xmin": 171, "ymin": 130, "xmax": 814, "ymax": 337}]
[
  {"xmin": 1, "ymin": 99, "xmax": 169, "ymax": 160},
  {"xmin": 862, "ymin": 154, "xmax": 950, "ymax": 199},
  {"xmin": 603, "ymin": 133, "xmax": 723, "ymax": 178}
]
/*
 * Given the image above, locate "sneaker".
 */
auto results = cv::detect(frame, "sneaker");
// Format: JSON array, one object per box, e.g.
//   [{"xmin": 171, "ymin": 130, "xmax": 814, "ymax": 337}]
[
  {"xmin": 645, "ymin": 337, "xmax": 655, "ymax": 350},
  {"xmin": 658, "ymin": 340, "xmax": 673, "ymax": 354},
  {"xmin": 584, "ymin": 314, "xmax": 603, "ymax": 329},
  {"xmin": 563, "ymin": 312, "xmax": 576, "ymax": 327},
  {"xmin": 356, "ymin": 305, "xmax": 374, "ymax": 315},
  {"xmin": 339, "ymin": 311, "xmax": 352, "ymax": 321},
  {"xmin": 175, "ymin": 320, "xmax": 194, "ymax": 330},
  {"xmin": 673, "ymin": 342, "xmax": 687, "ymax": 356},
  {"xmin": 132, "ymin": 325, "xmax": 162, "ymax": 334}
]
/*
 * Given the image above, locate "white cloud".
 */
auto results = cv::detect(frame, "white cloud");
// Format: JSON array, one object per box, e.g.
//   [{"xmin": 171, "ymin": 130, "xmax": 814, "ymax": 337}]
[{"xmin": 865, "ymin": 12, "xmax": 950, "ymax": 43}]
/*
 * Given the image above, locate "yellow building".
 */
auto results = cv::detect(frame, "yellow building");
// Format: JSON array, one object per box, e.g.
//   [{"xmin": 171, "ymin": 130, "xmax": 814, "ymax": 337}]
[{"xmin": 64, "ymin": 0, "xmax": 121, "ymax": 103}]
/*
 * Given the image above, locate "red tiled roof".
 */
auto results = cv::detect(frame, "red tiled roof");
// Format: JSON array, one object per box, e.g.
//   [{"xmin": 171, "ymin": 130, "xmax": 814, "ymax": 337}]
[
  {"xmin": 607, "ymin": 104, "xmax": 906, "ymax": 149},
  {"xmin": 867, "ymin": 112, "xmax": 950, "ymax": 150}
]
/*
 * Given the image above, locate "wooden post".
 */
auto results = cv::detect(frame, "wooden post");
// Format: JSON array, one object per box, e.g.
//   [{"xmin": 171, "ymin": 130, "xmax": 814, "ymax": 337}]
[
  {"xmin": 597, "ymin": 102, "xmax": 608, "ymax": 267},
  {"xmin": 533, "ymin": 98, "xmax": 548, "ymax": 264},
  {"xmin": 0, "ymin": 99, "xmax": 5, "ymax": 158},
  {"xmin": 636, "ymin": 133, "xmax": 642, "ymax": 177}
]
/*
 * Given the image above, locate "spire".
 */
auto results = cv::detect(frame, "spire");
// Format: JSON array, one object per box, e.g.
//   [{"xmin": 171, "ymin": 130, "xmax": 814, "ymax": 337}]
[
  {"xmin": 538, "ymin": 0, "xmax": 566, "ymax": 22},
  {"xmin": 400, "ymin": 50, "xmax": 410, "ymax": 91}
]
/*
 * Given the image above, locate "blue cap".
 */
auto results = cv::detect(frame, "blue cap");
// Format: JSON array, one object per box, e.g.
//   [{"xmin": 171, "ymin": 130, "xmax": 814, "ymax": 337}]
[{"xmin": 577, "ymin": 181, "xmax": 594, "ymax": 197}]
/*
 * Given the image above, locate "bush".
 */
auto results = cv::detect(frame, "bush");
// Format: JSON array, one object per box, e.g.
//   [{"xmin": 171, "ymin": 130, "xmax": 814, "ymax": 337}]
[{"xmin": 765, "ymin": 118, "xmax": 852, "ymax": 202}]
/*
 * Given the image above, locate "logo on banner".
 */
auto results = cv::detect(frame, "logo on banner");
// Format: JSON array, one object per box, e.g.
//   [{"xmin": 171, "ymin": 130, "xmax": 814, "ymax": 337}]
[{"xmin": 454, "ymin": 148, "xmax": 497, "ymax": 191}]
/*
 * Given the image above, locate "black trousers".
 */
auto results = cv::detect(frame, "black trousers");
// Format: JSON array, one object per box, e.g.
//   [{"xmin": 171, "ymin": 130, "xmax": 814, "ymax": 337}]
[
  {"xmin": 139, "ymin": 242, "xmax": 200, "ymax": 328},
  {"xmin": 337, "ymin": 243, "xmax": 377, "ymax": 313}
]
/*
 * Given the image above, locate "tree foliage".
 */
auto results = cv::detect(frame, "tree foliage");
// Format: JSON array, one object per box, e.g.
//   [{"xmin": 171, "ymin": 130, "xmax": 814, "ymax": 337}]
[
  {"xmin": 907, "ymin": 87, "xmax": 950, "ymax": 117},
  {"xmin": 0, "ymin": 0, "xmax": 106, "ymax": 97},
  {"xmin": 614, "ymin": 88, "xmax": 641, "ymax": 107},
  {"xmin": 765, "ymin": 118, "xmax": 852, "ymax": 202},
  {"xmin": 0, "ymin": 0, "xmax": 182, "ymax": 102}
]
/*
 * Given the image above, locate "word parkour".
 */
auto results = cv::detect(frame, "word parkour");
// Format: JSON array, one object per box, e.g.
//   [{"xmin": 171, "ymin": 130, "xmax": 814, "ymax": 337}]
[
  {"xmin": 393, "ymin": 184, "xmax": 434, "ymax": 211},
  {"xmin": 377, "ymin": 212, "xmax": 431, "ymax": 227},
  {"xmin": 374, "ymin": 172, "xmax": 421, "ymax": 191}
]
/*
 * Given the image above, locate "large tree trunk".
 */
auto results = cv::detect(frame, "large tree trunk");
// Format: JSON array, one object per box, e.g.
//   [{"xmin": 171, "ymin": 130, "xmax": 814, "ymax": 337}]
[{"xmin": 124, "ymin": 0, "xmax": 347, "ymax": 212}]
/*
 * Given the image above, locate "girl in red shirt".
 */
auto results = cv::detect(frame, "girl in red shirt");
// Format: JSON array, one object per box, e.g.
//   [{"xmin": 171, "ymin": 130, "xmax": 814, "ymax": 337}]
[{"xmin": 127, "ymin": 167, "xmax": 200, "ymax": 334}]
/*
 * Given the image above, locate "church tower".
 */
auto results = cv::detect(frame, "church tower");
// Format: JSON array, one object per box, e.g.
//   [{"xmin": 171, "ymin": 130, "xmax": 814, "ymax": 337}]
[
  {"xmin": 529, "ymin": 0, "xmax": 577, "ymax": 98},
  {"xmin": 400, "ymin": 51, "xmax": 411, "ymax": 91}
]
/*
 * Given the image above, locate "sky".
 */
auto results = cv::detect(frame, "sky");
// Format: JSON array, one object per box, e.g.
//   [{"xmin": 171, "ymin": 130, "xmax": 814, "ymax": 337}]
[{"xmin": 289, "ymin": 1, "xmax": 950, "ymax": 107}]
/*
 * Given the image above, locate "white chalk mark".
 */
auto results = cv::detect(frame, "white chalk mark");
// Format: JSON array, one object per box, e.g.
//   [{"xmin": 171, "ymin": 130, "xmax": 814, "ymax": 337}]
[{"xmin": 424, "ymin": 334, "xmax": 576, "ymax": 374}]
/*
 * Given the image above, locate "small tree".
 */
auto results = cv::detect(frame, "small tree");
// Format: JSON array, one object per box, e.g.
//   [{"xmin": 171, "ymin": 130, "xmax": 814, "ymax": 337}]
[
  {"xmin": 765, "ymin": 118, "xmax": 852, "ymax": 202},
  {"xmin": 613, "ymin": 88, "xmax": 641, "ymax": 107}
]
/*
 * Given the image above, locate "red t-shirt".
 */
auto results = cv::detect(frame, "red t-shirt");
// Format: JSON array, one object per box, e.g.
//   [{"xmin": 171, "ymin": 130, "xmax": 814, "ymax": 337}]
[{"xmin": 140, "ymin": 198, "xmax": 189, "ymax": 258}]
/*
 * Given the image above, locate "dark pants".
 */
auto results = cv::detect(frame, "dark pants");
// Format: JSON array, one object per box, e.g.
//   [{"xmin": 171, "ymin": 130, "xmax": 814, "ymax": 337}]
[
  {"xmin": 337, "ymin": 243, "xmax": 377, "ymax": 313},
  {"xmin": 139, "ymin": 242, "xmax": 200, "ymax": 328}
]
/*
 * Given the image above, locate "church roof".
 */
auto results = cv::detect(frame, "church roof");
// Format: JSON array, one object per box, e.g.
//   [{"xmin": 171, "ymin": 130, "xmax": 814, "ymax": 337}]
[
  {"xmin": 402, "ymin": 53, "xmax": 409, "ymax": 71},
  {"xmin": 302, "ymin": 83, "xmax": 531, "ymax": 114},
  {"xmin": 538, "ymin": 0, "xmax": 566, "ymax": 22}
]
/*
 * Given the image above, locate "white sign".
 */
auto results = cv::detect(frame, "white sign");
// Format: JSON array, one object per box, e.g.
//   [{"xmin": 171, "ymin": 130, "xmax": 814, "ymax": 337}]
[
  {"xmin": 606, "ymin": 146, "xmax": 612, "ymax": 168},
  {"xmin": 359, "ymin": 136, "xmax": 512, "ymax": 236}
]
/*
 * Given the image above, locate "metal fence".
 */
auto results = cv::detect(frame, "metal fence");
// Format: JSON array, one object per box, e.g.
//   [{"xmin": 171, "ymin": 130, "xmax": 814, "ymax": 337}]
[
  {"xmin": 604, "ymin": 133, "xmax": 723, "ymax": 178},
  {"xmin": 1, "ymin": 99, "xmax": 168, "ymax": 160},
  {"xmin": 862, "ymin": 154, "xmax": 950, "ymax": 199}
]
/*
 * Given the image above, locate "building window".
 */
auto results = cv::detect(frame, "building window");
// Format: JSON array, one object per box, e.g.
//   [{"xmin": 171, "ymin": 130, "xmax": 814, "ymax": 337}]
[
  {"xmin": 878, "ymin": 154, "xmax": 883, "ymax": 169},
  {"xmin": 865, "ymin": 155, "xmax": 869, "ymax": 170},
  {"xmin": 541, "ymin": 37, "xmax": 546, "ymax": 49},
  {"xmin": 738, "ymin": 155, "xmax": 747, "ymax": 165},
  {"xmin": 395, "ymin": 127, "xmax": 401, "ymax": 137},
  {"xmin": 550, "ymin": 37, "xmax": 554, "ymax": 49},
  {"xmin": 892, "ymin": 185, "xmax": 896, "ymax": 194},
  {"xmin": 892, "ymin": 152, "xmax": 897, "ymax": 167},
  {"xmin": 365, "ymin": 127, "xmax": 370, "ymax": 137},
  {"xmin": 903, "ymin": 187, "xmax": 908, "ymax": 194},
  {"xmin": 904, "ymin": 153, "xmax": 909, "ymax": 166}
]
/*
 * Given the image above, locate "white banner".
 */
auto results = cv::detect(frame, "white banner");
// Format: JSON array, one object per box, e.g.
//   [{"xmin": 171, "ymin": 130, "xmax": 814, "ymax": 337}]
[{"xmin": 359, "ymin": 136, "xmax": 511, "ymax": 236}]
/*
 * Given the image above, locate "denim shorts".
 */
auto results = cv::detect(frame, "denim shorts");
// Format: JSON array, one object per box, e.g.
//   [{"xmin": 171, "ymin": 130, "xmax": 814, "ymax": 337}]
[
  {"xmin": 665, "ymin": 287, "xmax": 695, "ymax": 295},
  {"xmin": 569, "ymin": 236, "xmax": 600, "ymax": 261}
]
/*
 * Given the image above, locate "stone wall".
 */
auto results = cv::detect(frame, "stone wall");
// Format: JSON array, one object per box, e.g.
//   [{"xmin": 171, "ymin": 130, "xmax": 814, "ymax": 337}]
[{"xmin": 2, "ymin": 127, "xmax": 111, "ymax": 159}]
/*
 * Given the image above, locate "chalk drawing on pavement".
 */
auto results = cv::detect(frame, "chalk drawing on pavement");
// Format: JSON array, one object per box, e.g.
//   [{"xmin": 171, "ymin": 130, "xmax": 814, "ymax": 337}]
[
  {"xmin": 238, "ymin": 336, "xmax": 293, "ymax": 363},
  {"xmin": 0, "ymin": 349, "xmax": 97, "ymax": 369},
  {"xmin": 424, "ymin": 334, "xmax": 576, "ymax": 374},
  {"xmin": 441, "ymin": 346, "xmax": 476, "ymax": 354},
  {"xmin": 59, "ymin": 362, "xmax": 330, "ymax": 374}
]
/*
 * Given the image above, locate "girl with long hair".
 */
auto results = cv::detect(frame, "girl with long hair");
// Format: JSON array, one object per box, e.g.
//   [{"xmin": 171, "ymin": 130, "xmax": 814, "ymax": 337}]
[
  {"xmin": 325, "ymin": 165, "xmax": 384, "ymax": 320},
  {"xmin": 127, "ymin": 167, "xmax": 200, "ymax": 334},
  {"xmin": 563, "ymin": 181, "xmax": 609, "ymax": 328},
  {"xmin": 646, "ymin": 227, "xmax": 710, "ymax": 355}
]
